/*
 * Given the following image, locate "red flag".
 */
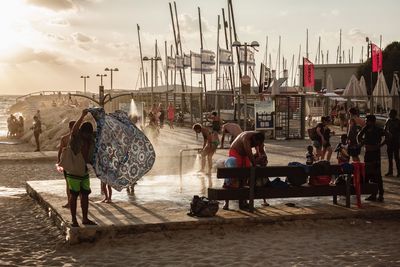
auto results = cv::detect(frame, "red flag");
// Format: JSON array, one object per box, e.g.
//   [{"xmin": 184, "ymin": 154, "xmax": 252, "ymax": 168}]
[
  {"xmin": 303, "ymin": 57, "xmax": 314, "ymax": 87},
  {"xmin": 371, "ymin": 43, "xmax": 382, "ymax": 73}
]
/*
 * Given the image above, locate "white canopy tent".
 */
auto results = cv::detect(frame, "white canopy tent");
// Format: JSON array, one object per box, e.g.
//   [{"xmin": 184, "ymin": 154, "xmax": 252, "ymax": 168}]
[
  {"xmin": 343, "ymin": 75, "xmax": 363, "ymax": 97},
  {"xmin": 391, "ymin": 73, "xmax": 399, "ymax": 96},
  {"xmin": 389, "ymin": 73, "xmax": 399, "ymax": 110},
  {"xmin": 372, "ymin": 72, "xmax": 390, "ymax": 112},
  {"xmin": 359, "ymin": 76, "xmax": 368, "ymax": 97},
  {"xmin": 326, "ymin": 74, "xmax": 335, "ymax": 93}
]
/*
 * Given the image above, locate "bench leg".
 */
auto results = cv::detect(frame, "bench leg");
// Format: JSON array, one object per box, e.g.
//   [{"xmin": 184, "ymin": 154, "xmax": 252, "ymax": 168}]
[
  {"xmin": 249, "ymin": 168, "xmax": 255, "ymax": 212},
  {"xmin": 333, "ymin": 194, "xmax": 337, "ymax": 205},
  {"xmin": 345, "ymin": 174, "xmax": 351, "ymax": 208}
]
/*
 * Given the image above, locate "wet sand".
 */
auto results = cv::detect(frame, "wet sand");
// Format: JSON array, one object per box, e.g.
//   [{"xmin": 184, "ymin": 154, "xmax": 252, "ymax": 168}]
[{"xmin": 1, "ymin": 139, "xmax": 400, "ymax": 266}]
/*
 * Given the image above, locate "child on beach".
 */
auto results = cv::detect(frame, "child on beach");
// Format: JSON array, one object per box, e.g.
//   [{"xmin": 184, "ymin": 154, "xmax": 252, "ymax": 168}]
[
  {"xmin": 321, "ymin": 116, "xmax": 335, "ymax": 161},
  {"xmin": 335, "ymin": 134, "xmax": 350, "ymax": 164},
  {"xmin": 306, "ymin": 145, "xmax": 316, "ymax": 165}
]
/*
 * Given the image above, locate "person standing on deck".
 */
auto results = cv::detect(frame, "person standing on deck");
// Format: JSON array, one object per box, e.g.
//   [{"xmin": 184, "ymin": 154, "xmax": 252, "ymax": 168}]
[
  {"xmin": 384, "ymin": 109, "xmax": 400, "ymax": 177},
  {"xmin": 357, "ymin": 115, "xmax": 386, "ymax": 202},
  {"xmin": 67, "ymin": 109, "xmax": 97, "ymax": 227},
  {"xmin": 57, "ymin": 120, "xmax": 76, "ymax": 208}
]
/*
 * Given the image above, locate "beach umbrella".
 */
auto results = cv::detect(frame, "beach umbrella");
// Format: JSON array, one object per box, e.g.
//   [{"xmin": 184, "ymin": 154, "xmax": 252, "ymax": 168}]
[
  {"xmin": 343, "ymin": 75, "xmax": 362, "ymax": 97},
  {"xmin": 359, "ymin": 76, "xmax": 368, "ymax": 97},
  {"xmin": 389, "ymin": 73, "xmax": 399, "ymax": 110},
  {"xmin": 391, "ymin": 73, "xmax": 399, "ymax": 96},
  {"xmin": 326, "ymin": 74, "xmax": 335, "ymax": 93},
  {"xmin": 372, "ymin": 72, "xmax": 390, "ymax": 112}
]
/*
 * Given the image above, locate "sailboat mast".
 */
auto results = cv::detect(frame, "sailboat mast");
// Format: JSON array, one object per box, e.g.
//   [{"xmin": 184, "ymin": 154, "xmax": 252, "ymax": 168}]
[
  {"xmin": 155, "ymin": 40, "xmax": 158, "ymax": 87},
  {"xmin": 198, "ymin": 6, "xmax": 207, "ymax": 92},
  {"xmin": 339, "ymin": 29, "xmax": 342, "ymax": 63},
  {"xmin": 306, "ymin": 28, "xmax": 309, "ymax": 59},
  {"xmin": 222, "ymin": 8, "xmax": 234, "ymax": 96},
  {"xmin": 137, "ymin": 24, "xmax": 146, "ymax": 87}
]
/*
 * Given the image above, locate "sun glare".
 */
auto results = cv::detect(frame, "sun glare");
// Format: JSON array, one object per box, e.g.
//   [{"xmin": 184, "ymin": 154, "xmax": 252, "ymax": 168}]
[{"xmin": 0, "ymin": 1, "xmax": 34, "ymax": 55}]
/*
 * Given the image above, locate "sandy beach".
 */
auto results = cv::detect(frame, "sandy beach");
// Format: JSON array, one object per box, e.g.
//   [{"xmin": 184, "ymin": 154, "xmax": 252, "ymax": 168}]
[{"xmin": 1, "ymin": 140, "xmax": 400, "ymax": 266}]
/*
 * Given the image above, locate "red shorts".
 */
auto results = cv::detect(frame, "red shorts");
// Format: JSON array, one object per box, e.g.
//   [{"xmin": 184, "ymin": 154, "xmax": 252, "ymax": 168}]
[{"xmin": 228, "ymin": 148, "xmax": 251, "ymax": 167}]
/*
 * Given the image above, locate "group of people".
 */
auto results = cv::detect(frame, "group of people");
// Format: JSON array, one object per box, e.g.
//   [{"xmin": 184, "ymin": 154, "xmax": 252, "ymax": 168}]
[
  {"xmin": 7, "ymin": 114, "xmax": 24, "ymax": 138},
  {"xmin": 192, "ymin": 111, "xmax": 244, "ymax": 174},
  {"xmin": 310, "ymin": 107, "xmax": 400, "ymax": 202}
]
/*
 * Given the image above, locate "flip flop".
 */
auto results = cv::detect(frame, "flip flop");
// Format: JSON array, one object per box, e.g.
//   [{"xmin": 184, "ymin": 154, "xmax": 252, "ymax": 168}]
[
  {"xmin": 71, "ymin": 221, "xmax": 79, "ymax": 227},
  {"xmin": 82, "ymin": 220, "xmax": 97, "ymax": 226}
]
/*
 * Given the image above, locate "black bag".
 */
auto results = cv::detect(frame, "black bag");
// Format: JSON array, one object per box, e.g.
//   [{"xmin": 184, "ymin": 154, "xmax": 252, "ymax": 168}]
[
  {"xmin": 307, "ymin": 127, "xmax": 318, "ymax": 141},
  {"xmin": 188, "ymin": 195, "xmax": 219, "ymax": 217}
]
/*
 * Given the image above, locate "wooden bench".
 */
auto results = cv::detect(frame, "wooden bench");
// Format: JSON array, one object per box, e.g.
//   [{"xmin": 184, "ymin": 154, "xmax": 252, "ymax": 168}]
[{"xmin": 208, "ymin": 165, "xmax": 378, "ymax": 212}]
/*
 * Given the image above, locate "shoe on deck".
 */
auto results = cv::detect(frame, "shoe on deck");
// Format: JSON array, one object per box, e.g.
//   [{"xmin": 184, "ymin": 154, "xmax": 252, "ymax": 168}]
[{"xmin": 365, "ymin": 195, "xmax": 377, "ymax": 201}]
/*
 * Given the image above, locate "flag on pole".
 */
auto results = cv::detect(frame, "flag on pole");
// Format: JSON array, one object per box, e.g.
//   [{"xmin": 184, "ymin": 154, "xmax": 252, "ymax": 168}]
[
  {"xmin": 183, "ymin": 54, "xmax": 191, "ymax": 68},
  {"xmin": 303, "ymin": 57, "xmax": 314, "ymax": 87},
  {"xmin": 191, "ymin": 51, "xmax": 214, "ymax": 74},
  {"xmin": 219, "ymin": 48, "xmax": 234, "ymax": 65},
  {"xmin": 175, "ymin": 55, "xmax": 184, "ymax": 70},
  {"xmin": 167, "ymin": 56, "xmax": 175, "ymax": 69},
  {"xmin": 371, "ymin": 43, "xmax": 383, "ymax": 73},
  {"xmin": 239, "ymin": 47, "xmax": 256, "ymax": 66},
  {"xmin": 201, "ymin": 49, "xmax": 216, "ymax": 65}
]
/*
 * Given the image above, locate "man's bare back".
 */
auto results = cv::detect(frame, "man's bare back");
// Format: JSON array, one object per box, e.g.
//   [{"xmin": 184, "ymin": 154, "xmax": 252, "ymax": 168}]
[
  {"xmin": 230, "ymin": 131, "xmax": 266, "ymax": 165},
  {"xmin": 222, "ymin": 123, "xmax": 242, "ymax": 137}
]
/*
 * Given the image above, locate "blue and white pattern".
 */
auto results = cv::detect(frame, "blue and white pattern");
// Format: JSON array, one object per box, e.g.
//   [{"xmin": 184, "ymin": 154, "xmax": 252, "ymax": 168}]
[{"xmin": 89, "ymin": 108, "xmax": 156, "ymax": 191}]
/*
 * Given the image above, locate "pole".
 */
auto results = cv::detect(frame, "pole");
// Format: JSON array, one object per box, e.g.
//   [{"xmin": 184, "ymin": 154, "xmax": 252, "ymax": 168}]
[
  {"xmin": 151, "ymin": 59, "xmax": 154, "ymax": 107},
  {"xmin": 244, "ymin": 42, "xmax": 248, "ymax": 131},
  {"xmin": 306, "ymin": 28, "xmax": 309, "ymax": 59},
  {"xmin": 215, "ymin": 15, "xmax": 220, "ymax": 114},
  {"xmin": 110, "ymin": 69, "xmax": 113, "ymax": 90},
  {"xmin": 339, "ymin": 29, "xmax": 342, "ymax": 63},
  {"xmin": 222, "ymin": 8, "xmax": 235, "ymax": 120},
  {"xmin": 137, "ymin": 24, "xmax": 146, "ymax": 87},
  {"xmin": 155, "ymin": 40, "xmax": 158, "ymax": 87}
]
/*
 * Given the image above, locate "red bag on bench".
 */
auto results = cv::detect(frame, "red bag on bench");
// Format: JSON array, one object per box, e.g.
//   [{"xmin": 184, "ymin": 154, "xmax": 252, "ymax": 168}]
[{"xmin": 309, "ymin": 175, "xmax": 331, "ymax": 186}]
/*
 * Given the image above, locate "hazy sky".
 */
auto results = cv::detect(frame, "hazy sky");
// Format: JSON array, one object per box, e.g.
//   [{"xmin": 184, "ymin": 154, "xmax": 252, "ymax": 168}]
[{"xmin": 0, "ymin": 0, "xmax": 398, "ymax": 95}]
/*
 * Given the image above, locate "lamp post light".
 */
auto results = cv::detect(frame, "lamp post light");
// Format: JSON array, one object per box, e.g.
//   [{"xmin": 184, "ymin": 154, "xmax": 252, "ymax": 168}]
[
  {"xmin": 80, "ymin": 75, "xmax": 90, "ymax": 94},
  {"xmin": 232, "ymin": 40, "xmax": 259, "ymax": 130},
  {"xmin": 143, "ymin": 56, "xmax": 161, "ymax": 108},
  {"xmin": 96, "ymin": 73, "xmax": 107, "ymax": 86},
  {"xmin": 104, "ymin": 67, "xmax": 119, "ymax": 90}
]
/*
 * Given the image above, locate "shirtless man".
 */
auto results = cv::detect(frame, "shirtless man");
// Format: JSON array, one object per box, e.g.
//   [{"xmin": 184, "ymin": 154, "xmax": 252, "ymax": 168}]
[
  {"xmin": 229, "ymin": 131, "xmax": 267, "ymax": 168},
  {"xmin": 223, "ymin": 131, "xmax": 267, "ymax": 210},
  {"xmin": 220, "ymin": 122, "xmax": 243, "ymax": 149},
  {"xmin": 57, "ymin": 120, "xmax": 76, "ymax": 208},
  {"xmin": 193, "ymin": 123, "xmax": 219, "ymax": 174}
]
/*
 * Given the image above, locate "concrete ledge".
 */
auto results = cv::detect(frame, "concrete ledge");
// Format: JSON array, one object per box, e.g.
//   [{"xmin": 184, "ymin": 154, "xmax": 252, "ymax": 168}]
[{"xmin": 26, "ymin": 179, "xmax": 400, "ymax": 245}]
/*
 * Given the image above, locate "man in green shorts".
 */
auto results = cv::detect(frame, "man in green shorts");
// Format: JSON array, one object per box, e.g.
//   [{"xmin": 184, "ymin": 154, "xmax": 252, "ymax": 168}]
[{"xmin": 67, "ymin": 109, "xmax": 96, "ymax": 227}]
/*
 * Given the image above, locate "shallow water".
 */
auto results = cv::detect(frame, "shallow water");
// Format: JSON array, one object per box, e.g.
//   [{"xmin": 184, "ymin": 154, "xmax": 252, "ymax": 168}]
[{"xmin": 0, "ymin": 186, "xmax": 26, "ymax": 197}]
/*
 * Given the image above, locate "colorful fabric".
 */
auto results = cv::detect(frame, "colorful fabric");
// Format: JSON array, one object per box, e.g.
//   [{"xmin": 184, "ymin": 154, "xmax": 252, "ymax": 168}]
[{"xmin": 89, "ymin": 108, "xmax": 156, "ymax": 191}]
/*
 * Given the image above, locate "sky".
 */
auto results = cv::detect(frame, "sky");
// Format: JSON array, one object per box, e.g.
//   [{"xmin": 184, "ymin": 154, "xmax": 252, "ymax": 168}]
[{"xmin": 0, "ymin": 0, "xmax": 398, "ymax": 95}]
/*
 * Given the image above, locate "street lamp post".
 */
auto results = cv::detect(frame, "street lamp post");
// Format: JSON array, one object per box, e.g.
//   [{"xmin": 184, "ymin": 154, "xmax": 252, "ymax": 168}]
[
  {"xmin": 232, "ymin": 40, "xmax": 259, "ymax": 130},
  {"xmin": 104, "ymin": 67, "xmax": 119, "ymax": 90},
  {"xmin": 80, "ymin": 75, "xmax": 90, "ymax": 94},
  {"xmin": 143, "ymin": 56, "xmax": 161, "ymax": 108},
  {"xmin": 96, "ymin": 73, "xmax": 107, "ymax": 86}
]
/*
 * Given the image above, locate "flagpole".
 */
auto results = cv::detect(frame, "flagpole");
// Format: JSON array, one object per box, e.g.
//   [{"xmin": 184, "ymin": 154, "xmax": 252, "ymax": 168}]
[
  {"xmin": 165, "ymin": 41, "xmax": 168, "ymax": 94},
  {"xmin": 215, "ymin": 15, "xmax": 220, "ymax": 114},
  {"xmin": 137, "ymin": 24, "xmax": 146, "ymax": 88}
]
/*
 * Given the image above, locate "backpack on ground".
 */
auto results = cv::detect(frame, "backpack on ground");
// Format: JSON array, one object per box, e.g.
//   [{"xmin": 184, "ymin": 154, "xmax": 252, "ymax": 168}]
[{"xmin": 188, "ymin": 195, "xmax": 219, "ymax": 217}]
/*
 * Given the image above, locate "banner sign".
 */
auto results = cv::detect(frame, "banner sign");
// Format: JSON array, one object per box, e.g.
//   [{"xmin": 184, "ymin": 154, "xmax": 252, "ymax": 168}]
[{"xmin": 255, "ymin": 99, "xmax": 275, "ymax": 130}]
